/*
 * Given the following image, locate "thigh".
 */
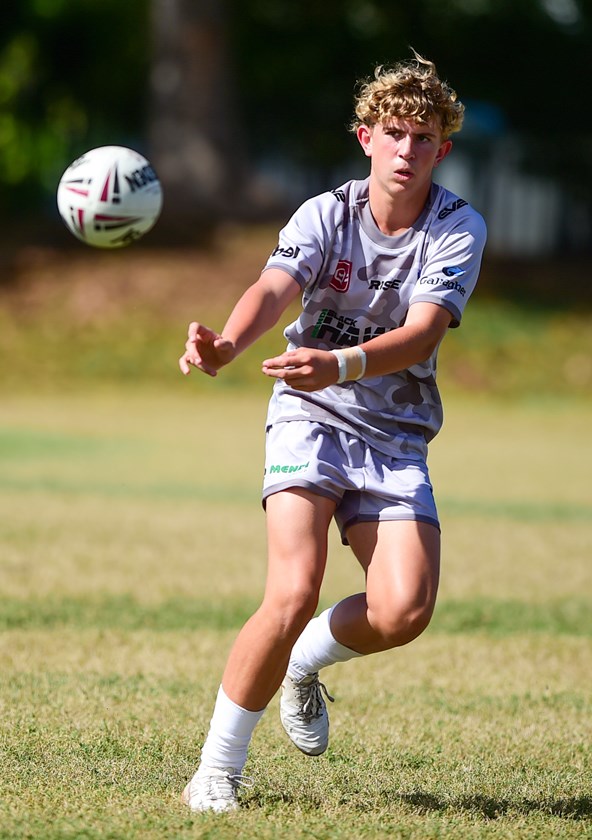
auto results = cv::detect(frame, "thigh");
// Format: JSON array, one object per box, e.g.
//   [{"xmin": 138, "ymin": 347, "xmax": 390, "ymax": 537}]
[
  {"xmin": 264, "ymin": 488, "xmax": 337, "ymax": 599},
  {"xmin": 347, "ymin": 519, "xmax": 441, "ymax": 615}
]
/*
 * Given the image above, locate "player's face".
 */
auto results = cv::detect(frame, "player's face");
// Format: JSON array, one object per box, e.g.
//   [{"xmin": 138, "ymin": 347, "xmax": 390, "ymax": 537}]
[{"xmin": 357, "ymin": 117, "xmax": 452, "ymax": 202}]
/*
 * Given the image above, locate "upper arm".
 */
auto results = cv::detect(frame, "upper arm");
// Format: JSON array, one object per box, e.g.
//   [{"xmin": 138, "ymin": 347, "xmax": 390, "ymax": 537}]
[
  {"xmin": 405, "ymin": 301, "xmax": 454, "ymax": 350},
  {"xmin": 256, "ymin": 267, "xmax": 302, "ymax": 314},
  {"xmin": 411, "ymin": 210, "xmax": 487, "ymax": 327}
]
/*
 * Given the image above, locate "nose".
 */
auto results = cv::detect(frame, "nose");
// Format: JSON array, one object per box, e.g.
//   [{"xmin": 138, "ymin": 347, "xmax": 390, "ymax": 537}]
[{"xmin": 398, "ymin": 135, "xmax": 415, "ymax": 160}]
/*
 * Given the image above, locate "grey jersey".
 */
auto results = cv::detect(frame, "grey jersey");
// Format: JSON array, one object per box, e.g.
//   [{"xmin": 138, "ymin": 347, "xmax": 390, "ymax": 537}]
[{"xmin": 263, "ymin": 178, "xmax": 487, "ymax": 460}]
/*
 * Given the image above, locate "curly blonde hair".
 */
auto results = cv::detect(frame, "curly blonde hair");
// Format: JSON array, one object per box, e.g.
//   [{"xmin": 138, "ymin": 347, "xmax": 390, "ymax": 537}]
[{"xmin": 351, "ymin": 50, "xmax": 464, "ymax": 140}]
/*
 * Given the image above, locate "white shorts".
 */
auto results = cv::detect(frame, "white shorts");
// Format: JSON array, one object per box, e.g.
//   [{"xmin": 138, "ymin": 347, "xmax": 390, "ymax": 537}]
[{"xmin": 262, "ymin": 421, "xmax": 439, "ymax": 544}]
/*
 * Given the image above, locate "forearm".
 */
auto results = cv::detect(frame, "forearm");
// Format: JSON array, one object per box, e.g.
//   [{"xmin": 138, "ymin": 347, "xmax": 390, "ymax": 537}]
[
  {"xmin": 262, "ymin": 303, "xmax": 453, "ymax": 392},
  {"xmin": 361, "ymin": 324, "xmax": 440, "ymax": 376},
  {"xmin": 222, "ymin": 287, "xmax": 282, "ymax": 357},
  {"xmin": 222, "ymin": 270, "xmax": 300, "ymax": 357},
  {"xmin": 341, "ymin": 303, "xmax": 453, "ymax": 380}
]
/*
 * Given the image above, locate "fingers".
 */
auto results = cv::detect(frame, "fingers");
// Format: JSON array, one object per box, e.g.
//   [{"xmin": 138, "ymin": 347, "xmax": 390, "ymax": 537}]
[
  {"xmin": 179, "ymin": 353, "xmax": 192, "ymax": 376},
  {"xmin": 178, "ymin": 350, "xmax": 218, "ymax": 377},
  {"xmin": 179, "ymin": 322, "xmax": 215, "ymax": 376},
  {"xmin": 262, "ymin": 348, "xmax": 339, "ymax": 391},
  {"xmin": 179, "ymin": 321, "xmax": 235, "ymax": 377},
  {"xmin": 179, "ymin": 352, "xmax": 219, "ymax": 377},
  {"xmin": 187, "ymin": 321, "xmax": 218, "ymax": 342},
  {"xmin": 184, "ymin": 321, "xmax": 221, "ymax": 355},
  {"xmin": 261, "ymin": 350, "xmax": 313, "ymax": 387},
  {"xmin": 261, "ymin": 350, "xmax": 299, "ymax": 373}
]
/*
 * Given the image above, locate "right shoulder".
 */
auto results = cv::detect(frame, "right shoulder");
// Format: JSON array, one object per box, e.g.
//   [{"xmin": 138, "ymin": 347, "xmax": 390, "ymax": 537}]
[
  {"xmin": 263, "ymin": 180, "xmax": 368, "ymax": 288},
  {"xmin": 291, "ymin": 179, "xmax": 367, "ymax": 233}
]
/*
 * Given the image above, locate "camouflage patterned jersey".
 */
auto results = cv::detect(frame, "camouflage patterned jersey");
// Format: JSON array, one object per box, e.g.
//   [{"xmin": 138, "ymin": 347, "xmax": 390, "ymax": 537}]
[{"xmin": 263, "ymin": 177, "xmax": 487, "ymax": 461}]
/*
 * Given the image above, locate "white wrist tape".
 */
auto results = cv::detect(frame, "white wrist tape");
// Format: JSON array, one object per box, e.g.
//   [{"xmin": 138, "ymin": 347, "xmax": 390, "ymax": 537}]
[
  {"xmin": 332, "ymin": 350, "xmax": 348, "ymax": 383},
  {"xmin": 331, "ymin": 347, "xmax": 367, "ymax": 383}
]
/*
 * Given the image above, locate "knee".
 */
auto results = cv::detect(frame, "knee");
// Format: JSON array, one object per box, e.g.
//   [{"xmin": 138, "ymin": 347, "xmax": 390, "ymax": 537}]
[
  {"xmin": 261, "ymin": 584, "xmax": 319, "ymax": 640},
  {"xmin": 368, "ymin": 599, "xmax": 435, "ymax": 648}
]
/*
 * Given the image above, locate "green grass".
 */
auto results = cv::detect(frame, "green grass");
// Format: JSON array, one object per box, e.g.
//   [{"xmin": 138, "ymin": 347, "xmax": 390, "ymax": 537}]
[
  {"xmin": 0, "ymin": 595, "xmax": 591, "ymax": 636},
  {"xmin": 0, "ymin": 387, "xmax": 591, "ymax": 839}
]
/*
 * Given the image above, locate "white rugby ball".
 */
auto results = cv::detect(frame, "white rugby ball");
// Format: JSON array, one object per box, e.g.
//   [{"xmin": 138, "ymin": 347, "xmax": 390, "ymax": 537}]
[{"xmin": 57, "ymin": 145, "xmax": 163, "ymax": 248}]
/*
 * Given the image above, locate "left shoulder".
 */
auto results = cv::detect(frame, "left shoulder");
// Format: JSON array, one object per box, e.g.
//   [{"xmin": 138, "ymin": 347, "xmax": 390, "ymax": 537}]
[{"xmin": 429, "ymin": 184, "xmax": 487, "ymax": 237}]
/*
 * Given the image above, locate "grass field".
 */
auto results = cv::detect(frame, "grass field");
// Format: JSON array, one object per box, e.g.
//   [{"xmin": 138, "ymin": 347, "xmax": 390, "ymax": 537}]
[
  {"xmin": 1, "ymin": 382, "xmax": 591, "ymax": 840},
  {"xmin": 1, "ymin": 239, "xmax": 591, "ymax": 837}
]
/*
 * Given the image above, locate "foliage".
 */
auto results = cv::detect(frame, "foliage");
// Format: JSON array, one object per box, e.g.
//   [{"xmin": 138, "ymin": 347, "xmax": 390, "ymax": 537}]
[
  {"xmin": 228, "ymin": 0, "xmax": 592, "ymax": 184},
  {"xmin": 1, "ymin": 0, "xmax": 591, "ymax": 219},
  {"xmin": 0, "ymin": 0, "xmax": 149, "ymax": 217}
]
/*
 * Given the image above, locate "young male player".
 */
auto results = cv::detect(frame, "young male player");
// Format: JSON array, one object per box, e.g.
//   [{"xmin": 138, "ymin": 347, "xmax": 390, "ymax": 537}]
[{"xmin": 179, "ymin": 50, "xmax": 487, "ymax": 812}]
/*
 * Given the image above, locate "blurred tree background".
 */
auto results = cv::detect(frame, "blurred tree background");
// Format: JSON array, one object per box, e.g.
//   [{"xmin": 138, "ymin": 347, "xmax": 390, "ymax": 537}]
[
  {"xmin": 1, "ymin": 0, "xmax": 591, "ymax": 259},
  {"xmin": 0, "ymin": 0, "xmax": 149, "ymax": 221},
  {"xmin": 0, "ymin": 0, "xmax": 591, "ymax": 399}
]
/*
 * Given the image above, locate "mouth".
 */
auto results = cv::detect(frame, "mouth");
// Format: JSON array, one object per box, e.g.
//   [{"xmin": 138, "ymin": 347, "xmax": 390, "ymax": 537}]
[{"xmin": 394, "ymin": 169, "xmax": 414, "ymax": 180}]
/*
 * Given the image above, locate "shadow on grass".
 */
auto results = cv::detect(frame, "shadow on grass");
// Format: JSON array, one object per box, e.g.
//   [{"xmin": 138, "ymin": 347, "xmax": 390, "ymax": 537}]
[
  {"xmin": 399, "ymin": 790, "xmax": 592, "ymax": 821},
  {"xmin": 249, "ymin": 786, "xmax": 592, "ymax": 822}
]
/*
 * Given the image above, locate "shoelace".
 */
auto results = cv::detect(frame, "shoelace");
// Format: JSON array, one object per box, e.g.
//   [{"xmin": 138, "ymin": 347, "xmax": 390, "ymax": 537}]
[
  {"xmin": 296, "ymin": 675, "xmax": 335, "ymax": 722},
  {"xmin": 203, "ymin": 770, "xmax": 253, "ymax": 800}
]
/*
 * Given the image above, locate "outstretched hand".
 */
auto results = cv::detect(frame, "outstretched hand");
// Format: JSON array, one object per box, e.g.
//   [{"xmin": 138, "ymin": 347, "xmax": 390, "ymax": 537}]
[
  {"xmin": 262, "ymin": 348, "xmax": 339, "ymax": 392},
  {"xmin": 178, "ymin": 321, "xmax": 236, "ymax": 377}
]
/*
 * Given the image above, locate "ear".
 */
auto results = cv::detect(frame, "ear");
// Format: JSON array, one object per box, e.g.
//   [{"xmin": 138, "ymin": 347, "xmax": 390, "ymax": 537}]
[
  {"xmin": 357, "ymin": 124, "xmax": 373, "ymax": 157},
  {"xmin": 434, "ymin": 139, "xmax": 453, "ymax": 167}
]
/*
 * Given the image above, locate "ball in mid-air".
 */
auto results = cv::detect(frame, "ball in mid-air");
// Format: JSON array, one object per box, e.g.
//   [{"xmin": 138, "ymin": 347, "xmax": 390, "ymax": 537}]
[{"xmin": 57, "ymin": 145, "xmax": 163, "ymax": 248}]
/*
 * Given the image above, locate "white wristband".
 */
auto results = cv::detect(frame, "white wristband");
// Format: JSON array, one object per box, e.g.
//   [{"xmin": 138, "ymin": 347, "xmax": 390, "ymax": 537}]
[
  {"xmin": 355, "ymin": 347, "xmax": 368, "ymax": 379},
  {"xmin": 331, "ymin": 349, "xmax": 348, "ymax": 383},
  {"xmin": 331, "ymin": 347, "xmax": 367, "ymax": 383}
]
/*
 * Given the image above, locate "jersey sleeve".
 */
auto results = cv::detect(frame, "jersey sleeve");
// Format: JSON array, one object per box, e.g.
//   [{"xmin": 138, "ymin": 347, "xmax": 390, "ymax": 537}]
[
  {"xmin": 410, "ymin": 208, "xmax": 487, "ymax": 327},
  {"xmin": 261, "ymin": 192, "xmax": 341, "ymax": 289}
]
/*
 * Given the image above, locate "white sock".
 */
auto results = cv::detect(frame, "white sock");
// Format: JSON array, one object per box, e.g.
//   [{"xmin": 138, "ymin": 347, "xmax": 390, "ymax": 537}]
[
  {"xmin": 199, "ymin": 685, "xmax": 265, "ymax": 772},
  {"xmin": 287, "ymin": 605, "xmax": 362, "ymax": 681}
]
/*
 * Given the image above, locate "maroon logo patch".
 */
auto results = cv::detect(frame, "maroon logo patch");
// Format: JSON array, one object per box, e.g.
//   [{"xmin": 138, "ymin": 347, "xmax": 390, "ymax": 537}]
[{"xmin": 330, "ymin": 260, "xmax": 352, "ymax": 292}]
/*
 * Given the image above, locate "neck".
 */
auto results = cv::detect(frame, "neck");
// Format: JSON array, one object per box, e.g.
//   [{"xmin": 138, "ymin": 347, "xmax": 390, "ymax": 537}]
[{"xmin": 368, "ymin": 181, "xmax": 433, "ymax": 236}]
